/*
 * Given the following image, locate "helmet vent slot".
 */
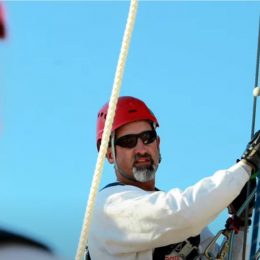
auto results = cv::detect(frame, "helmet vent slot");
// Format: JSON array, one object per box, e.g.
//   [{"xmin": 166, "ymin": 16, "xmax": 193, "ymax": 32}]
[{"xmin": 128, "ymin": 109, "xmax": 137, "ymax": 113}]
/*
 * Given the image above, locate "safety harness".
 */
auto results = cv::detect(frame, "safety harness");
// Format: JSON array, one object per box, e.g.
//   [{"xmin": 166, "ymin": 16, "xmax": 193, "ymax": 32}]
[{"xmin": 153, "ymin": 235, "xmax": 200, "ymax": 260}]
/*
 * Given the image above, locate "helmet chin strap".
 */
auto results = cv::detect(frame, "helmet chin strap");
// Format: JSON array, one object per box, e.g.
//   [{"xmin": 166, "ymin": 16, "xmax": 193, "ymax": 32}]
[{"xmin": 111, "ymin": 132, "xmax": 138, "ymax": 182}]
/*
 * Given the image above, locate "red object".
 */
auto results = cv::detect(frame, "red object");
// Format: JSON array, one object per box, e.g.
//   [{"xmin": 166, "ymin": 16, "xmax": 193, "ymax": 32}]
[
  {"xmin": 0, "ymin": 2, "xmax": 6, "ymax": 39},
  {"xmin": 225, "ymin": 215, "xmax": 251, "ymax": 234},
  {"xmin": 96, "ymin": 96, "xmax": 159, "ymax": 149}
]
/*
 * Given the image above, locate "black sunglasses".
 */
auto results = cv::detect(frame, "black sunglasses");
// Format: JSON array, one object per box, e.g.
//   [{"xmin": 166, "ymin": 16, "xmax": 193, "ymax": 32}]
[{"xmin": 115, "ymin": 130, "xmax": 157, "ymax": 148}]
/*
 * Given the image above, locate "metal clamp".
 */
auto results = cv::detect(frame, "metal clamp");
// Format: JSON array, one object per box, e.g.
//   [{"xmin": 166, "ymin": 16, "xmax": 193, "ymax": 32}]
[{"xmin": 203, "ymin": 229, "xmax": 232, "ymax": 260}]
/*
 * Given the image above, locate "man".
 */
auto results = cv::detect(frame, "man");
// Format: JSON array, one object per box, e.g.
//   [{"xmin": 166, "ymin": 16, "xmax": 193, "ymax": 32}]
[{"xmin": 88, "ymin": 96, "xmax": 258, "ymax": 259}]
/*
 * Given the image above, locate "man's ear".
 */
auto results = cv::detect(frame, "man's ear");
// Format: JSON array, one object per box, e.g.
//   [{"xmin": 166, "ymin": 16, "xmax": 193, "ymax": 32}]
[
  {"xmin": 156, "ymin": 136, "xmax": 162, "ymax": 163},
  {"xmin": 106, "ymin": 147, "xmax": 114, "ymax": 164},
  {"xmin": 156, "ymin": 136, "xmax": 160, "ymax": 149}
]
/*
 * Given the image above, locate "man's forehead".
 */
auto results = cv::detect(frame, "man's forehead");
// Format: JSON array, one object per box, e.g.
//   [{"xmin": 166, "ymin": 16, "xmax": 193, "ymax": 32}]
[{"xmin": 116, "ymin": 120, "xmax": 153, "ymax": 136}]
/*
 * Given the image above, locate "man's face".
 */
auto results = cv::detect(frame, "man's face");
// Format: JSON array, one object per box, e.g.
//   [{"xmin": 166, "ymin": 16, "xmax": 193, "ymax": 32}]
[{"xmin": 109, "ymin": 120, "xmax": 160, "ymax": 183}]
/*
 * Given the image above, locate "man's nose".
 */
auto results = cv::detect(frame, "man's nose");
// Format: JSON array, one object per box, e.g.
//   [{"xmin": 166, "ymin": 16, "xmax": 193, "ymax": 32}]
[{"xmin": 134, "ymin": 138, "xmax": 146, "ymax": 153}]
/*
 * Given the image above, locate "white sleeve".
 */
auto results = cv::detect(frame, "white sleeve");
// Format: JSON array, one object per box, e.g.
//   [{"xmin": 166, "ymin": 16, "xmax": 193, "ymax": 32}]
[{"xmin": 89, "ymin": 163, "xmax": 249, "ymax": 254}]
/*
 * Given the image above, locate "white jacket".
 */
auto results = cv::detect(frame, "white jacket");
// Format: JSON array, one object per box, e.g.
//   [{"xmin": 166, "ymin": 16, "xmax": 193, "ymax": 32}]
[{"xmin": 88, "ymin": 162, "xmax": 249, "ymax": 259}]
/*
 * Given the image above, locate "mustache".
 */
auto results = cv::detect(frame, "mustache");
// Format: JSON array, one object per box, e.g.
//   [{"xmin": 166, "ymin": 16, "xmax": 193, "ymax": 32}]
[{"xmin": 134, "ymin": 153, "xmax": 154, "ymax": 164}]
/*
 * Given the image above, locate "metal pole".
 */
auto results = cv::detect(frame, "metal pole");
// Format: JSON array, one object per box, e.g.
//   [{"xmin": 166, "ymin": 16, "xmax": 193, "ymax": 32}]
[{"xmin": 249, "ymin": 16, "xmax": 260, "ymax": 259}]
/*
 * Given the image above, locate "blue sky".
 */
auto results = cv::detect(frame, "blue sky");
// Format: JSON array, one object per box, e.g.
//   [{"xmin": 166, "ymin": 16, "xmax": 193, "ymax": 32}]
[{"xmin": 1, "ymin": 1, "xmax": 260, "ymax": 258}]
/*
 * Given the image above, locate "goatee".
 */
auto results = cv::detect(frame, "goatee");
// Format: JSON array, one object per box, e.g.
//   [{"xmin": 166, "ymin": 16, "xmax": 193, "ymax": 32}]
[{"xmin": 133, "ymin": 153, "xmax": 157, "ymax": 182}]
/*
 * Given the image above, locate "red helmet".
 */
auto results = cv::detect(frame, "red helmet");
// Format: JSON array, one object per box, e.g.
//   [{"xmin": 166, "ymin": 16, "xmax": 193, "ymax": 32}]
[{"xmin": 96, "ymin": 96, "xmax": 159, "ymax": 149}]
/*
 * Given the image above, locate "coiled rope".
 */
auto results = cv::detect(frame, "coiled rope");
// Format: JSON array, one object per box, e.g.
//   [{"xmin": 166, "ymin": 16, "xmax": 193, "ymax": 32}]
[{"xmin": 75, "ymin": 1, "xmax": 138, "ymax": 259}]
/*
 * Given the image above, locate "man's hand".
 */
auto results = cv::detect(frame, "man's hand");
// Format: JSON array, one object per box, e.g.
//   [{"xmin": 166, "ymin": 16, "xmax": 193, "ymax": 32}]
[
  {"xmin": 241, "ymin": 130, "xmax": 260, "ymax": 172},
  {"xmin": 227, "ymin": 129, "xmax": 260, "ymax": 224}
]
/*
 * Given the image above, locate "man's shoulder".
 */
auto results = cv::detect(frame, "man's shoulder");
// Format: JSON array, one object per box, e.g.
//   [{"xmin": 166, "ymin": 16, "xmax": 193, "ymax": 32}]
[
  {"xmin": 98, "ymin": 182, "xmax": 147, "ymax": 199},
  {"xmin": 100, "ymin": 182, "xmax": 125, "ymax": 191}
]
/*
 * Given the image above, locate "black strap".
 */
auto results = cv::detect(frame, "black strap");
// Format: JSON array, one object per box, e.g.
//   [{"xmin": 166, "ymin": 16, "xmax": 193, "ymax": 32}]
[
  {"xmin": 100, "ymin": 182, "xmax": 160, "ymax": 191},
  {"xmin": 100, "ymin": 182, "xmax": 125, "ymax": 191},
  {"xmin": 153, "ymin": 235, "xmax": 200, "ymax": 260},
  {"xmin": 85, "ymin": 247, "xmax": 91, "ymax": 260}
]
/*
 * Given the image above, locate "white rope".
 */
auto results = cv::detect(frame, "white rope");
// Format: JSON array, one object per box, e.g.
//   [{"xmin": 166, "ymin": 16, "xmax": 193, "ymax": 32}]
[{"xmin": 75, "ymin": 1, "xmax": 138, "ymax": 259}]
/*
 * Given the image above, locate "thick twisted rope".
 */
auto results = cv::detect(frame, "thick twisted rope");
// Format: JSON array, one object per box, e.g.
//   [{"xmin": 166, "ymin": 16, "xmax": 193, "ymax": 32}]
[{"xmin": 75, "ymin": 1, "xmax": 138, "ymax": 259}]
